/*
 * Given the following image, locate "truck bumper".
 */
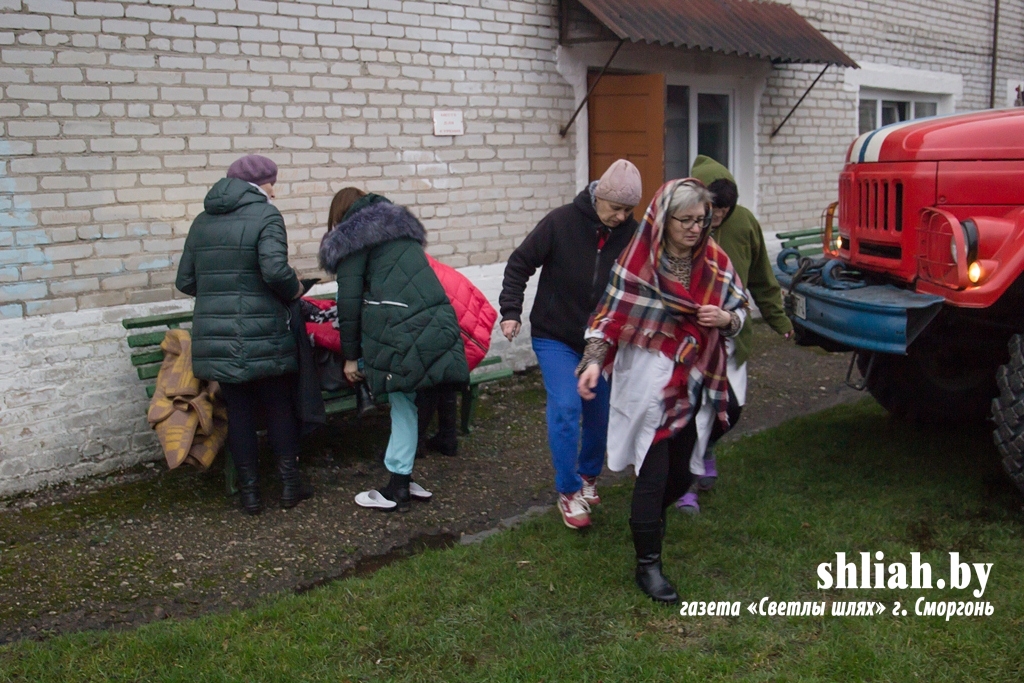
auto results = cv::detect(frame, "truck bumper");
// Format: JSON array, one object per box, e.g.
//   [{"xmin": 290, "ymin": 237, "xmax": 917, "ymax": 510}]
[{"xmin": 774, "ymin": 268, "xmax": 945, "ymax": 355}]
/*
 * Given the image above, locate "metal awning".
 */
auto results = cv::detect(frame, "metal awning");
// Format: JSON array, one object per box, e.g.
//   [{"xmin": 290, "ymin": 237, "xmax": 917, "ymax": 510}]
[{"xmin": 561, "ymin": 0, "xmax": 858, "ymax": 68}]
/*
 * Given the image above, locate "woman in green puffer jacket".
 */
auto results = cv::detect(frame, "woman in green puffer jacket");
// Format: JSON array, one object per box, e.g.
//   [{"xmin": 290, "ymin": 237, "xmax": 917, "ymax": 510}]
[
  {"xmin": 318, "ymin": 188, "xmax": 469, "ymax": 512},
  {"xmin": 176, "ymin": 154, "xmax": 313, "ymax": 516}
]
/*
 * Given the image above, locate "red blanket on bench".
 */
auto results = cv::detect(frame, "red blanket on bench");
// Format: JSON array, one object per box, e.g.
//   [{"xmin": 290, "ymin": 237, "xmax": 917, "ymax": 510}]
[{"xmin": 304, "ymin": 257, "xmax": 497, "ymax": 371}]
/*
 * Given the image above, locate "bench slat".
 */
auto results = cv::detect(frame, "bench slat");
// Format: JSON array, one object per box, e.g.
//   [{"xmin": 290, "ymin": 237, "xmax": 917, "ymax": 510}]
[
  {"xmin": 127, "ymin": 331, "xmax": 173, "ymax": 348},
  {"xmin": 782, "ymin": 237, "xmax": 822, "ymax": 248},
  {"xmin": 470, "ymin": 368, "xmax": 513, "ymax": 386},
  {"xmin": 321, "ymin": 387, "xmax": 356, "ymax": 401},
  {"xmin": 776, "ymin": 228, "xmax": 820, "ymax": 239},
  {"xmin": 122, "ymin": 312, "xmax": 194, "ymax": 329},
  {"xmin": 324, "ymin": 396, "xmax": 357, "ymax": 415},
  {"xmin": 137, "ymin": 364, "xmax": 161, "ymax": 381},
  {"xmin": 131, "ymin": 350, "xmax": 164, "ymax": 367}
]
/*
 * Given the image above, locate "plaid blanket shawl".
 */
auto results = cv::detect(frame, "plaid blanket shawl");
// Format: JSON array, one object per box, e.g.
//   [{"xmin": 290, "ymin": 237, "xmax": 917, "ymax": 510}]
[{"xmin": 588, "ymin": 178, "xmax": 747, "ymax": 442}]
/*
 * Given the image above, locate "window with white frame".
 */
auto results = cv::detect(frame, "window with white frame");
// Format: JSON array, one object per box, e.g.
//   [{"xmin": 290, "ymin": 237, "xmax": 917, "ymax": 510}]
[
  {"xmin": 664, "ymin": 85, "xmax": 733, "ymax": 180},
  {"xmin": 858, "ymin": 89, "xmax": 941, "ymax": 134}
]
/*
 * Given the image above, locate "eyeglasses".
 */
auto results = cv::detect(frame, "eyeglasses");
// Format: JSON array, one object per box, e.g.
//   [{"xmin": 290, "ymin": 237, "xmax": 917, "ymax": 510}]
[{"xmin": 669, "ymin": 215, "xmax": 706, "ymax": 230}]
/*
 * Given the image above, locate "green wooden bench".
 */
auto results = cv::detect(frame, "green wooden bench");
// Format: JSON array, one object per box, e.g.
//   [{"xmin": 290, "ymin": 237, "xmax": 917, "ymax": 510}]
[
  {"xmin": 776, "ymin": 228, "xmax": 825, "ymax": 258},
  {"xmin": 122, "ymin": 308, "xmax": 513, "ymax": 493}
]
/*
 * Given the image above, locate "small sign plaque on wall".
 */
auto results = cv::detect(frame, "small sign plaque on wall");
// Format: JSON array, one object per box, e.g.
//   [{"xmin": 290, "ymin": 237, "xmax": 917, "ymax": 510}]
[{"xmin": 432, "ymin": 110, "xmax": 465, "ymax": 136}]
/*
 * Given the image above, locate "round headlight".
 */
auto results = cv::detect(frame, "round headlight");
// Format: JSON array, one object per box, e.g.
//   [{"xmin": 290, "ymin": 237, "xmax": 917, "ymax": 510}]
[{"xmin": 950, "ymin": 235, "xmax": 958, "ymax": 263}]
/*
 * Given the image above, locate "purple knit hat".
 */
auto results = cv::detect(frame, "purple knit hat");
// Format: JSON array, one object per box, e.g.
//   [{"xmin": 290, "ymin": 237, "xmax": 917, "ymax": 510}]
[
  {"xmin": 595, "ymin": 159, "xmax": 642, "ymax": 207},
  {"xmin": 227, "ymin": 154, "xmax": 278, "ymax": 186}
]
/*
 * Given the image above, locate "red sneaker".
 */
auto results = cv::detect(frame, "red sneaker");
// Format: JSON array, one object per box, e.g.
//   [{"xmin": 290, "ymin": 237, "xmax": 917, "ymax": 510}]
[
  {"xmin": 558, "ymin": 490, "xmax": 592, "ymax": 529},
  {"xmin": 581, "ymin": 475, "xmax": 601, "ymax": 506}
]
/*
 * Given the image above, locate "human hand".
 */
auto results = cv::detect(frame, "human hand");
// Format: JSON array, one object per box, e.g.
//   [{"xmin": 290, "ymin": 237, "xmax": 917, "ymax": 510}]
[
  {"xmin": 344, "ymin": 360, "xmax": 365, "ymax": 384},
  {"xmin": 697, "ymin": 305, "xmax": 730, "ymax": 328},
  {"xmin": 501, "ymin": 319, "xmax": 521, "ymax": 341},
  {"xmin": 577, "ymin": 364, "xmax": 601, "ymax": 401},
  {"xmin": 783, "ymin": 330, "xmax": 795, "ymax": 341}
]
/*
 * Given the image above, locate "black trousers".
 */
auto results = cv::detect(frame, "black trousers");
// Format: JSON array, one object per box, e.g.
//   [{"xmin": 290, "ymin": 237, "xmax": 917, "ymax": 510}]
[
  {"xmin": 631, "ymin": 422, "xmax": 700, "ymax": 525},
  {"xmin": 631, "ymin": 388, "xmax": 742, "ymax": 523},
  {"xmin": 219, "ymin": 373, "xmax": 300, "ymax": 472}
]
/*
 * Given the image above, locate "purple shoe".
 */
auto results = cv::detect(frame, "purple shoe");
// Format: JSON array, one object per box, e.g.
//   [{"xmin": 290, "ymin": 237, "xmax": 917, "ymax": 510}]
[
  {"xmin": 675, "ymin": 491, "xmax": 700, "ymax": 515},
  {"xmin": 698, "ymin": 457, "xmax": 718, "ymax": 491}
]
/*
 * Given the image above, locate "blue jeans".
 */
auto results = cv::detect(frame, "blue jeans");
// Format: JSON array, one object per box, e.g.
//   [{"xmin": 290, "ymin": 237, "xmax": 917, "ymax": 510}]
[
  {"xmin": 384, "ymin": 391, "xmax": 418, "ymax": 476},
  {"xmin": 532, "ymin": 337, "xmax": 610, "ymax": 494}
]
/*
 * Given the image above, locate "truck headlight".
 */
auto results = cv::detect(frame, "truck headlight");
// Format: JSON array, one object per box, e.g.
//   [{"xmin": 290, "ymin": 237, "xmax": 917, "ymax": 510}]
[{"xmin": 950, "ymin": 235, "xmax": 957, "ymax": 263}]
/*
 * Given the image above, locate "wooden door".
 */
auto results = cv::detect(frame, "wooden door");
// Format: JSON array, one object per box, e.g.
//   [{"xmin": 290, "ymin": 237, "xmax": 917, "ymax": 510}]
[{"xmin": 588, "ymin": 72, "xmax": 665, "ymax": 220}]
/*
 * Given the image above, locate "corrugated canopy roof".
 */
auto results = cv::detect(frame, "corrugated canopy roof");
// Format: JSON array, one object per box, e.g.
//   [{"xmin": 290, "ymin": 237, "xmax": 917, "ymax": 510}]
[{"xmin": 570, "ymin": 0, "xmax": 858, "ymax": 68}]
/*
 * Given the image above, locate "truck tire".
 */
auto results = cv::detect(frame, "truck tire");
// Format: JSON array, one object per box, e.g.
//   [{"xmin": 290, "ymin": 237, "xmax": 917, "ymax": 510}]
[
  {"xmin": 992, "ymin": 334, "xmax": 1024, "ymax": 495},
  {"xmin": 859, "ymin": 341, "xmax": 997, "ymax": 423}
]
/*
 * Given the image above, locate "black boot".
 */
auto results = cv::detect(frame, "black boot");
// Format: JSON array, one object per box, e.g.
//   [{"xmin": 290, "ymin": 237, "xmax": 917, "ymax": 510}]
[
  {"xmin": 425, "ymin": 432, "xmax": 457, "ymax": 457},
  {"xmin": 278, "ymin": 452, "xmax": 313, "ymax": 509},
  {"xmin": 630, "ymin": 519, "xmax": 680, "ymax": 604},
  {"xmin": 235, "ymin": 463, "xmax": 263, "ymax": 516},
  {"xmin": 378, "ymin": 472, "xmax": 411, "ymax": 512},
  {"xmin": 355, "ymin": 382, "xmax": 376, "ymax": 418},
  {"xmin": 430, "ymin": 388, "xmax": 458, "ymax": 456}
]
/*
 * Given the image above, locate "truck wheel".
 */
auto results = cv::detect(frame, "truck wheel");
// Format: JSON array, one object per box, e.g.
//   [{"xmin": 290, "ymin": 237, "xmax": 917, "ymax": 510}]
[
  {"xmin": 858, "ymin": 341, "xmax": 997, "ymax": 423},
  {"xmin": 992, "ymin": 334, "xmax": 1024, "ymax": 495}
]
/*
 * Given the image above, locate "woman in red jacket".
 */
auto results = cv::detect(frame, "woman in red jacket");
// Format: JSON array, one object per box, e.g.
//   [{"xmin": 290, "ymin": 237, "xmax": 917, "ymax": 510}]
[{"xmin": 417, "ymin": 255, "xmax": 497, "ymax": 456}]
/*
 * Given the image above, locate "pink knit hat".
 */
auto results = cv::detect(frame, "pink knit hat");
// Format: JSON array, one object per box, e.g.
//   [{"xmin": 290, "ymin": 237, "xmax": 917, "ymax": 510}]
[
  {"xmin": 227, "ymin": 154, "xmax": 278, "ymax": 186},
  {"xmin": 595, "ymin": 159, "xmax": 642, "ymax": 206}
]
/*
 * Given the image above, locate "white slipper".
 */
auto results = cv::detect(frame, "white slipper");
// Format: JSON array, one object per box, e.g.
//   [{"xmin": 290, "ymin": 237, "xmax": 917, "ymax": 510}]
[
  {"xmin": 409, "ymin": 482, "xmax": 432, "ymax": 500},
  {"xmin": 355, "ymin": 489, "xmax": 397, "ymax": 509}
]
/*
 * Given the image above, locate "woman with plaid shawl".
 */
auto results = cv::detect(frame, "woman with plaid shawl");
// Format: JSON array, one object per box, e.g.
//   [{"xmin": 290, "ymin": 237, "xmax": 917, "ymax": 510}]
[{"xmin": 576, "ymin": 178, "xmax": 747, "ymax": 604}]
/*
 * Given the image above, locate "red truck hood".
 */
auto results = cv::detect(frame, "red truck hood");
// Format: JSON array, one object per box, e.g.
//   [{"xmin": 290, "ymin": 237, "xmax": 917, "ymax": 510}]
[{"xmin": 846, "ymin": 108, "xmax": 1024, "ymax": 164}]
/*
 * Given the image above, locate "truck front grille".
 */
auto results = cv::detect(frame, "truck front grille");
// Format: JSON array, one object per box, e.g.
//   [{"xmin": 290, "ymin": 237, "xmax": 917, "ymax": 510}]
[{"xmin": 857, "ymin": 179, "xmax": 903, "ymax": 232}]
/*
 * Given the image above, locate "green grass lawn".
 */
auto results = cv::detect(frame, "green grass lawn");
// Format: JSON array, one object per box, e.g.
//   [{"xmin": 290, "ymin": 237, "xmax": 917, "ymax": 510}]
[{"xmin": 3, "ymin": 400, "xmax": 1024, "ymax": 682}]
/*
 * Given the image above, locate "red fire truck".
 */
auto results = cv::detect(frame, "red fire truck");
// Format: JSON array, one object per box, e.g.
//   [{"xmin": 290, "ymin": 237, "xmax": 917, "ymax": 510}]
[{"xmin": 774, "ymin": 108, "xmax": 1024, "ymax": 494}]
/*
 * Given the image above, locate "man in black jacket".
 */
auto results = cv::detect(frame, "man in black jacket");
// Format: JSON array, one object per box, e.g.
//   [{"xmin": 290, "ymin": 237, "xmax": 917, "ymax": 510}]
[{"xmin": 499, "ymin": 159, "xmax": 641, "ymax": 530}]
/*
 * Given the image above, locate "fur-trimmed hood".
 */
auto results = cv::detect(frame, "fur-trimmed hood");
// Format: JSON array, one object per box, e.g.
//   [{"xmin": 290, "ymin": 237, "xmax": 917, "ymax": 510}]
[{"xmin": 318, "ymin": 201, "xmax": 427, "ymax": 273}]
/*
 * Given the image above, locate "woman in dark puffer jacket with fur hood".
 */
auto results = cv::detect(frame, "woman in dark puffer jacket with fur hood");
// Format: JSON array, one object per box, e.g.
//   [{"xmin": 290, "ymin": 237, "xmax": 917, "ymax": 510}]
[{"xmin": 319, "ymin": 188, "xmax": 469, "ymax": 511}]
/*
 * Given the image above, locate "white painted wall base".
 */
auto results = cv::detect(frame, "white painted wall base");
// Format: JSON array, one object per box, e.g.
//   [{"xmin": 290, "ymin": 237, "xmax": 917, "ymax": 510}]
[{"xmin": 0, "ymin": 299, "xmax": 192, "ymax": 496}]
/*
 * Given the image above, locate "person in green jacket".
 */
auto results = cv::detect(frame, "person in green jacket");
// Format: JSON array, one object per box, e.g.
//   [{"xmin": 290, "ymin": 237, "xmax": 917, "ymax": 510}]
[
  {"xmin": 676, "ymin": 155, "xmax": 794, "ymax": 513},
  {"xmin": 176, "ymin": 154, "xmax": 313, "ymax": 516},
  {"xmin": 318, "ymin": 188, "xmax": 469, "ymax": 512}
]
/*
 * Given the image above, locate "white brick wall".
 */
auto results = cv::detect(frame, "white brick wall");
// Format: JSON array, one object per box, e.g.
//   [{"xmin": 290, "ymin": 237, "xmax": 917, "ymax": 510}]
[
  {"xmin": 0, "ymin": 0, "xmax": 576, "ymax": 317},
  {"xmin": 0, "ymin": 298, "xmax": 191, "ymax": 495}
]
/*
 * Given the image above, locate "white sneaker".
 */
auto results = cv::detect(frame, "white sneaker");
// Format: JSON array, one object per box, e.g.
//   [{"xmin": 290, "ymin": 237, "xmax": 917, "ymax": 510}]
[{"xmin": 558, "ymin": 490, "xmax": 592, "ymax": 529}]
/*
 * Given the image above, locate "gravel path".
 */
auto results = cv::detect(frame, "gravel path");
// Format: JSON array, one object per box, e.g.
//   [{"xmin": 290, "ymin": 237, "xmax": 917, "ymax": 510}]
[{"xmin": 0, "ymin": 321, "xmax": 860, "ymax": 643}]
